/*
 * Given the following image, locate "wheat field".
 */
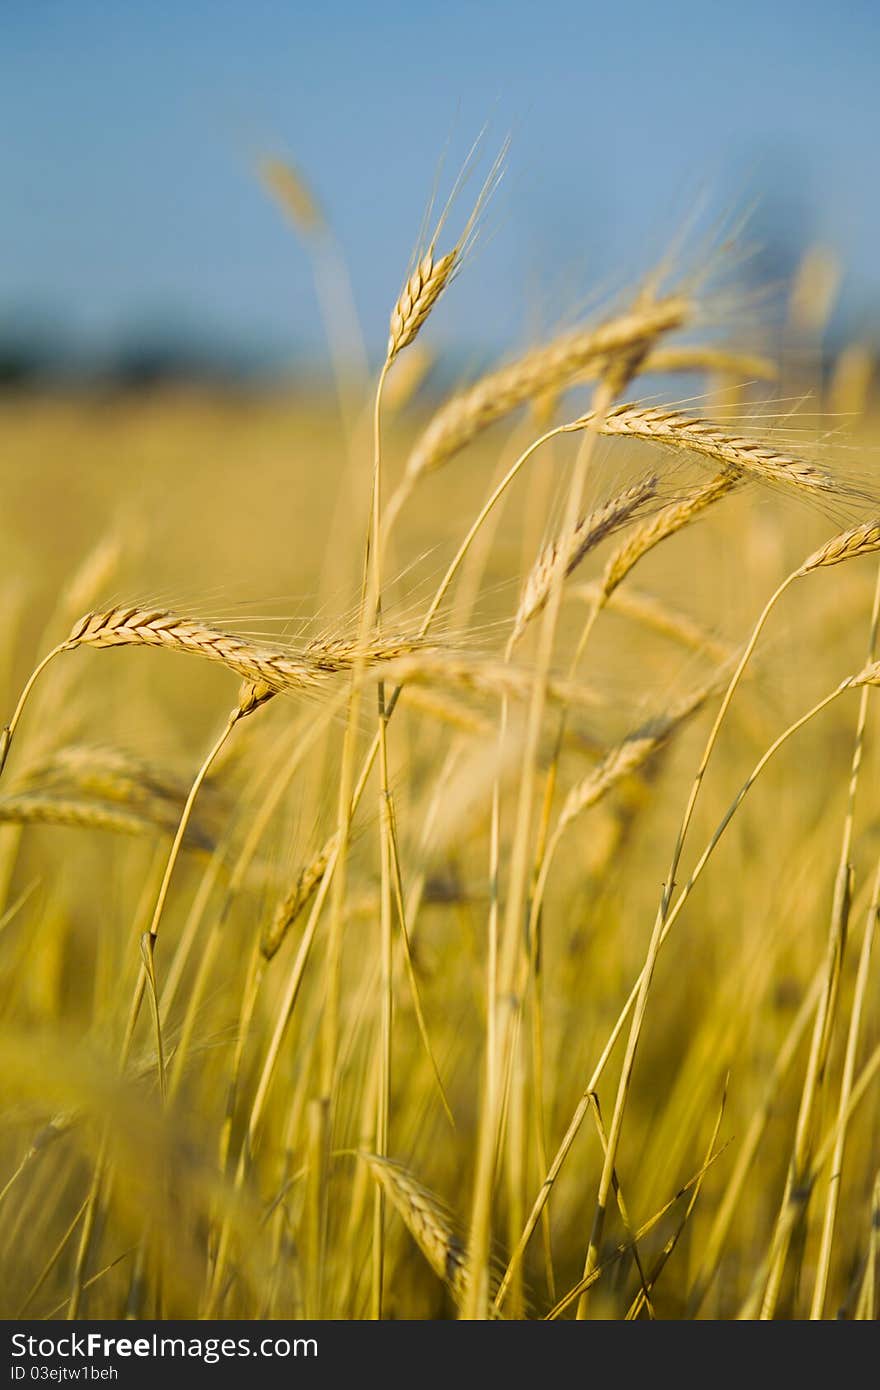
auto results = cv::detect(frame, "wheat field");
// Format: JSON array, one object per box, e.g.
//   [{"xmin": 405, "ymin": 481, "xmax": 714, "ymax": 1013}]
[{"xmin": 1, "ymin": 158, "xmax": 879, "ymax": 1321}]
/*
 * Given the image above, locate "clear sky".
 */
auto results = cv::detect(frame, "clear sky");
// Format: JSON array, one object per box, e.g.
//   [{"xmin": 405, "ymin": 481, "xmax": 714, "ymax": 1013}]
[{"xmin": 2, "ymin": 0, "xmax": 878, "ymax": 367}]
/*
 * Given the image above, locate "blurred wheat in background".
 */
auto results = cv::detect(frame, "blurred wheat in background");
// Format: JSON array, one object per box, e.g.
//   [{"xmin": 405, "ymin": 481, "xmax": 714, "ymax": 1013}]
[{"xmin": 1, "ymin": 139, "xmax": 879, "ymax": 1323}]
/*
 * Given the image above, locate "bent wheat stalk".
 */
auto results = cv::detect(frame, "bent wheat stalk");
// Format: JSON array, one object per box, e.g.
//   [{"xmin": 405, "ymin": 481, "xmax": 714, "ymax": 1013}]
[
  {"xmin": 0, "ymin": 607, "xmax": 427, "ymax": 783},
  {"xmin": 572, "ymin": 582, "xmax": 733, "ymax": 662},
  {"xmin": 738, "ymin": 1037, "xmax": 880, "ymax": 1320},
  {"xmin": 809, "ymin": 854, "xmax": 880, "ymax": 1317},
  {"xmin": 467, "ymin": 351, "xmax": 646, "ymax": 1318},
  {"xmin": 786, "ymin": 556, "xmax": 880, "ymax": 1321},
  {"xmin": 528, "ymin": 676, "xmax": 720, "ymax": 945}
]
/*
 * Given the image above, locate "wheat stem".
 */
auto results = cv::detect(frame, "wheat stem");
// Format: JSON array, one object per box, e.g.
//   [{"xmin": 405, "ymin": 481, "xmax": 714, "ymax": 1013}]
[
  {"xmin": 497, "ymin": 675, "xmax": 855, "ymax": 1312},
  {"xmin": 809, "ymin": 558, "xmax": 880, "ymax": 1318}
]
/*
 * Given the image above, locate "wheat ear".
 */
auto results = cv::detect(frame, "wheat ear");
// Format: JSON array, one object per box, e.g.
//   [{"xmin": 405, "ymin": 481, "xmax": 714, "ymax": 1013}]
[
  {"xmin": 573, "ymin": 582, "xmax": 733, "ymax": 662},
  {"xmin": 798, "ymin": 518, "xmax": 880, "ymax": 573},
  {"xmin": 567, "ymin": 402, "xmax": 844, "ymax": 498},
  {"xmin": 65, "ymin": 608, "xmax": 338, "ymax": 690},
  {"xmin": 262, "ymin": 833, "xmax": 339, "ymax": 960},
  {"xmin": 386, "ymin": 140, "xmax": 507, "ymax": 365},
  {"xmin": 0, "ymin": 793, "xmax": 212, "ymax": 847},
  {"xmin": 259, "ymin": 157, "xmax": 324, "ymax": 235},
  {"xmin": 361, "ymin": 1154, "xmax": 471, "ymax": 1309},
  {"xmin": 601, "ymin": 471, "xmax": 740, "ymax": 599},
  {"xmin": 512, "ymin": 477, "xmax": 658, "ymax": 644}
]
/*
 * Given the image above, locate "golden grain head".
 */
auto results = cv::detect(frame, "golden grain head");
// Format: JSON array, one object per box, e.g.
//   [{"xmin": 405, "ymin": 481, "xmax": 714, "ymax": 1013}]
[
  {"xmin": 260, "ymin": 156, "xmax": 324, "ymax": 235},
  {"xmin": 387, "ymin": 250, "xmax": 457, "ymax": 364},
  {"xmin": 572, "ymin": 403, "xmax": 844, "ymax": 498},
  {"xmin": 261, "ymin": 832, "xmax": 338, "ymax": 959},
  {"xmin": 512, "ymin": 477, "xmax": 658, "ymax": 644},
  {"xmin": 799, "ymin": 519, "xmax": 880, "ymax": 574},
  {"xmin": 361, "ymin": 1154, "xmax": 469, "ymax": 1305}
]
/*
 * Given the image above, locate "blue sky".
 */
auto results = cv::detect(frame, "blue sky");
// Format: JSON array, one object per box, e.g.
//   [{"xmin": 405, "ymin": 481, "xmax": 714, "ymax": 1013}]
[{"xmin": 2, "ymin": 0, "xmax": 878, "ymax": 366}]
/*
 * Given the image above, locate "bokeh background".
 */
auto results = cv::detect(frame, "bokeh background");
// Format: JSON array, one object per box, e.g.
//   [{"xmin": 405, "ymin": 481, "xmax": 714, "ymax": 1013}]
[{"xmin": 2, "ymin": 0, "xmax": 879, "ymax": 382}]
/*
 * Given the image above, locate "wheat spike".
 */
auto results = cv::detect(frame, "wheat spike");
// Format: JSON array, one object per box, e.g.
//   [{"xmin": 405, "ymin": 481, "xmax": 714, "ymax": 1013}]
[
  {"xmin": 386, "ymin": 139, "xmax": 507, "ymax": 365},
  {"xmin": 512, "ymin": 477, "xmax": 658, "ymax": 644},
  {"xmin": 10, "ymin": 744, "xmax": 220, "ymax": 850},
  {"xmin": 63, "ymin": 608, "xmax": 418, "ymax": 696},
  {"xmin": 798, "ymin": 519, "xmax": 880, "ymax": 574},
  {"xmin": 601, "ymin": 471, "xmax": 740, "ymax": 599},
  {"xmin": 62, "ymin": 536, "xmax": 124, "ymax": 621},
  {"xmin": 259, "ymin": 157, "xmax": 324, "ymax": 235},
  {"xmin": 557, "ymin": 678, "xmax": 718, "ymax": 834},
  {"xmin": 388, "ymin": 250, "xmax": 458, "ymax": 363},
  {"xmin": 361, "ymin": 1154, "xmax": 469, "ymax": 1307},
  {"xmin": 568, "ymin": 402, "xmax": 842, "ymax": 497},
  {"xmin": 262, "ymin": 832, "xmax": 339, "ymax": 960},
  {"xmin": 399, "ymin": 686, "xmax": 494, "ymax": 738},
  {"xmin": 849, "ymin": 661, "xmax": 880, "ymax": 689},
  {"xmin": 304, "ymin": 634, "xmax": 429, "ymax": 671},
  {"xmin": 644, "ymin": 346, "xmax": 778, "ymax": 381},
  {"xmin": 17, "ymin": 743, "xmax": 195, "ymax": 808},
  {"xmin": 374, "ymin": 652, "xmax": 601, "ymax": 712},
  {"xmin": 0, "ymin": 792, "xmax": 213, "ymax": 848},
  {"xmin": 829, "ymin": 343, "xmax": 874, "ymax": 419},
  {"xmin": 237, "ymin": 679, "xmax": 278, "ymax": 715},
  {"xmin": 527, "ymin": 344, "xmax": 776, "ymax": 435},
  {"xmin": 573, "ymin": 582, "xmax": 733, "ymax": 662}
]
